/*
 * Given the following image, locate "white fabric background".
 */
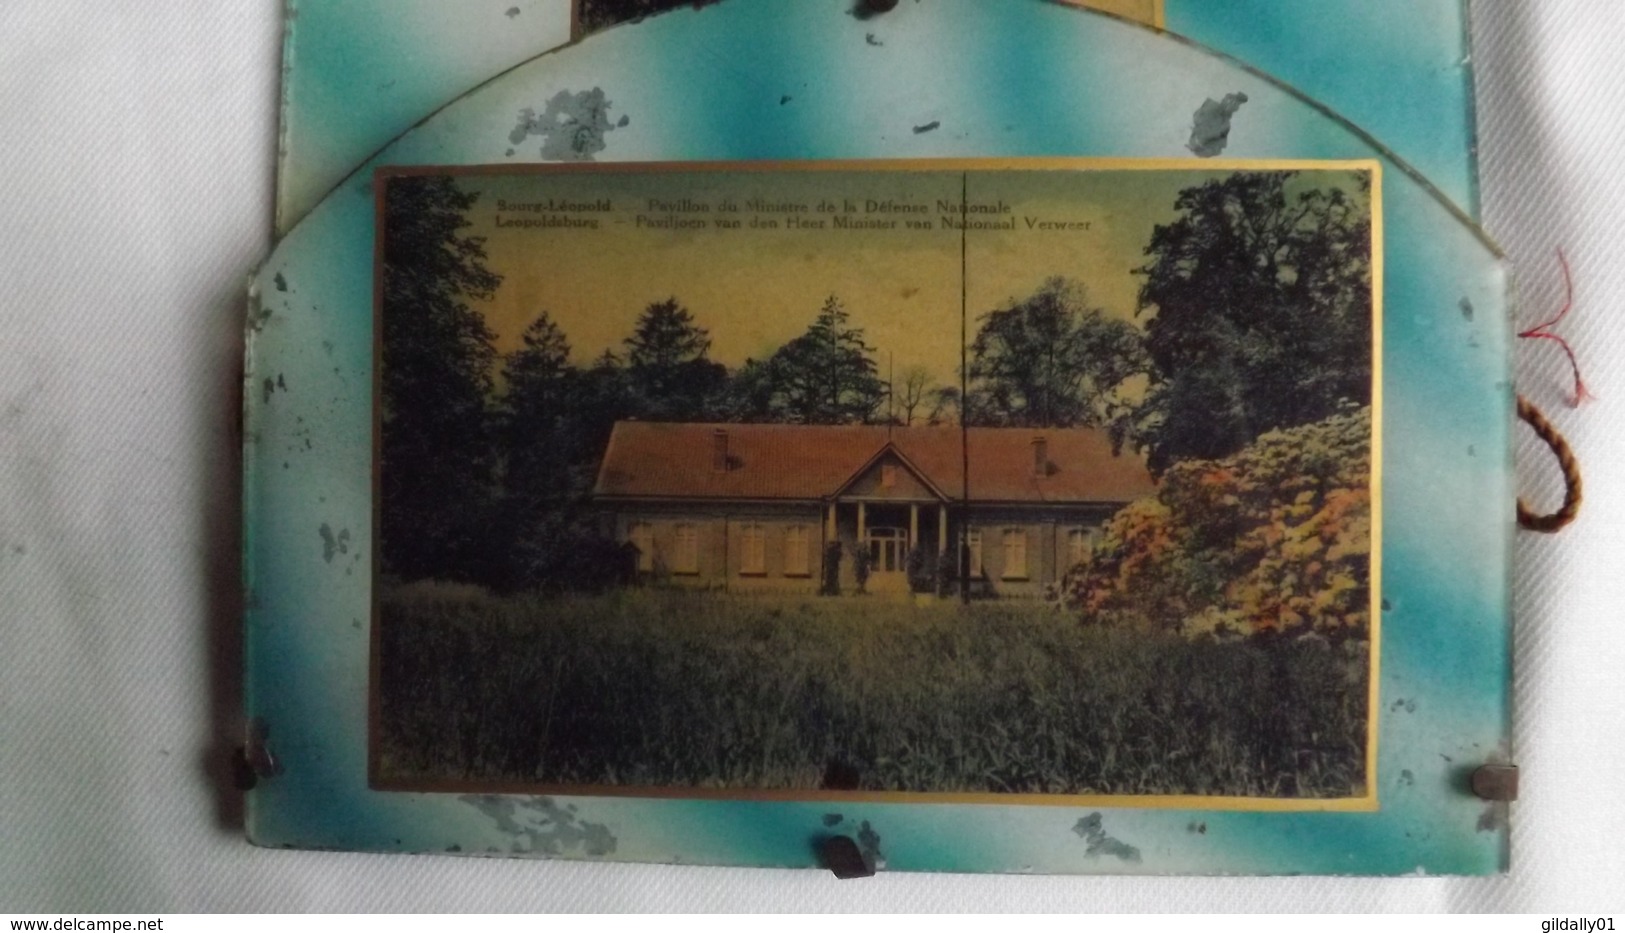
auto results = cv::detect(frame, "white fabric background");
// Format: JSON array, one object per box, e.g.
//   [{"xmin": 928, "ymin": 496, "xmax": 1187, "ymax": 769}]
[{"xmin": 1, "ymin": 1, "xmax": 1621, "ymax": 913}]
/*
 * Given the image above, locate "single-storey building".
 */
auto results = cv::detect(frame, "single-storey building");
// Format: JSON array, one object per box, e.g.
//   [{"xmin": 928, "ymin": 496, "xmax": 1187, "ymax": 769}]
[{"xmin": 591, "ymin": 421, "xmax": 1157, "ymax": 597}]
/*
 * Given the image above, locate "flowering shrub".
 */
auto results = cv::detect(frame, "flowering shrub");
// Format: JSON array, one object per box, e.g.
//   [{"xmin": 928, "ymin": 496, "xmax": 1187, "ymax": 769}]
[{"xmin": 1071, "ymin": 406, "xmax": 1372, "ymax": 639}]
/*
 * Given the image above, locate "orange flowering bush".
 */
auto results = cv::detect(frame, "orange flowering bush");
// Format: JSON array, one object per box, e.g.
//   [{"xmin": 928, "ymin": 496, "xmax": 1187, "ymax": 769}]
[{"xmin": 1071, "ymin": 406, "xmax": 1372, "ymax": 639}]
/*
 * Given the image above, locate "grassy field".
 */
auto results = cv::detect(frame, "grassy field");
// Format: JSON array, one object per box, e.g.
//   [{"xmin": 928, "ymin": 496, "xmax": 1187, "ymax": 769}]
[{"xmin": 376, "ymin": 584, "xmax": 1369, "ymax": 797}]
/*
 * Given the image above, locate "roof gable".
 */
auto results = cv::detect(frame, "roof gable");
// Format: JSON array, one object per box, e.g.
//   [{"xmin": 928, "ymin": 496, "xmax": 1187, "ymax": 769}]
[{"xmin": 832, "ymin": 444, "xmax": 948, "ymax": 501}]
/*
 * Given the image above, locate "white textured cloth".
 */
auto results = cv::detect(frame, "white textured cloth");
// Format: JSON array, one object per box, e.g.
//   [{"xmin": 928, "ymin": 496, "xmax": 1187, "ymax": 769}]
[{"xmin": 0, "ymin": 0, "xmax": 1620, "ymax": 912}]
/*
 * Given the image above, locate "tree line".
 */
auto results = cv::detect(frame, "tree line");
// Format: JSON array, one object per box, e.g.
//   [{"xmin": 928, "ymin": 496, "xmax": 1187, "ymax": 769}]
[{"xmin": 380, "ymin": 171, "xmax": 1371, "ymax": 588}]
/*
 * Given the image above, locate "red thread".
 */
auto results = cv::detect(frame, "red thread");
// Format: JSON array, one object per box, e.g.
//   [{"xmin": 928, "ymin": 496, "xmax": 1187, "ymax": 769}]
[{"xmin": 1518, "ymin": 250, "xmax": 1592, "ymax": 407}]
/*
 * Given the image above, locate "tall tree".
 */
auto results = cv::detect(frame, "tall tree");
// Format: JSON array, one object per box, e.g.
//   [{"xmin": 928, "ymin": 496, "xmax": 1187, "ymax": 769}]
[
  {"xmin": 1132, "ymin": 171, "xmax": 1372, "ymax": 472},
  {"xmin": 761, "ymin": 295, "xmax": 887, "ymax": 424},
  {"xmin": 894, "ymin": 366, "xmax": 936, "ymax": 426},
  {"xmin": 379, "ymin": 175, "xmax": 502, "ymax": 582},
  {"xmin": 488, "ymin": 313, "xmax": 584, "ymax": 590},
  {"xmin": 967, "ymin": 277, "xmax": 1146, "ymax": 429},
  {"xmin": 573, "ymin": 349, "xmax": 637, "ymax": 458},
  {"xmin": 720, "ymin": 357, "xmax": 780, "ymax": 423},
  {"xmin": 623, "ymin": 297, "xmax": 727, "ymax": 420},
  {"xmin": 497, "ymin": 314, "xmax": 646, "ymax": 591},
  {"xmin": 502, "ymin": 312, "xmax": 577, "ymax": 483},
  {"xmin": 926, "ymin": 385, "xmax": 963, "ymax": 427},
  {"xmin": 624, "ymin": 297, "xmax": 709, "ymax": 373}
]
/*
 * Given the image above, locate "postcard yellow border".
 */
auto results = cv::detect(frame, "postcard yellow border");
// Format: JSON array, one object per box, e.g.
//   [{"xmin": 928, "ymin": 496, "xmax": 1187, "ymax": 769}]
[
  {"xmin": 369, "ymin": 156, "xmax": 1383, "ymax": 814},
  {"xmin": 571, "ymin": 1, "xmax": 1167, "ymax": 40},
  {"xmin": 1054, "ymin": 0, "xmax": 1167, "ymax": 32}
]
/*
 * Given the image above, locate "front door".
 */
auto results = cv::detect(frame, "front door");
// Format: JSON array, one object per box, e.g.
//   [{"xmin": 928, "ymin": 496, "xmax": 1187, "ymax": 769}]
[{"xmin": 866, "ymin": 527, "xmax": 909, "ymax": 592}]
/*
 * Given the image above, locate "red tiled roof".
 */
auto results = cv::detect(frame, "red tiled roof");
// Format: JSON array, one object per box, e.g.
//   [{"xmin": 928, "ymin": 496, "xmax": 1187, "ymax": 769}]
[{"xmin": 592, "ymin": 422, "xmax": 1156, "ymax": 504}]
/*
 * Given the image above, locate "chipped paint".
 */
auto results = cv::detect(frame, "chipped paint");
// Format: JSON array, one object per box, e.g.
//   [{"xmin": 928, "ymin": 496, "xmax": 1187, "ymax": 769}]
[
  {"xmin": 1073, "ymin": 812, "xmax": 1142, "ymax": 863},
  {"xmin": 460, "ymin": 795, "xmax": 617, "ymax": 856},
  {"xmin": 1187, "ymin": 92, "xmax": 1248, "ymax": 157},
  {"xmin": 319, "ymin": 523, "xmax": 351, "ymax": 563},
  {"xmin": 508, "ymin": 88, "xmax": 629, "ymax": 162},
  {"xmin": 246, "ymin": 291, "xmax": 272, "ymax": 334}
]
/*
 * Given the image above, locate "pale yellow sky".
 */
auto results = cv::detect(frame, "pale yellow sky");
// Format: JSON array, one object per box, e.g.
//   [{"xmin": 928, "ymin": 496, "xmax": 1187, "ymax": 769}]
[{"xmin": 454, "ymin": 166, "xmax": 1364, "ymax": 390}]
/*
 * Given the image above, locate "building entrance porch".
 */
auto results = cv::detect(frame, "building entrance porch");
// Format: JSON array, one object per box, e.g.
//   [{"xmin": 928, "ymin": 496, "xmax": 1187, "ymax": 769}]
[{"xmin": 824, "ymin": 499, "xmax": 950, "ymax": 593}]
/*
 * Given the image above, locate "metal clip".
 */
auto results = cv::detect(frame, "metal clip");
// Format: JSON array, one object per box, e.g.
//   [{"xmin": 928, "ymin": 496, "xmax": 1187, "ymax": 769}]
[
  {"xmin": 820, "ymin": 835, "xmax": 876, "ymax": 880},
  {"xmin": 233, "ymin": 718, "xmax": 283, "ymax": 790},
  {"xmin": 1470, "ymin": 764, "xmax": 1519, "ymax": 802}
]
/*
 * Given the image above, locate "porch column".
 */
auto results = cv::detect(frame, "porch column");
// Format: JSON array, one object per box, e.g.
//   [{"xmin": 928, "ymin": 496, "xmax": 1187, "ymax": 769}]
[
  {"xmin": 909, "ymin": 504, "xmax": 919, "ymax": 549},
  {"xmin": 938, "ymin": 505, "xmax": 948, "ymax": 556},
  {"xmin": 857, "ymin": 501, "xmax": 867, "ymax": 542},
  {"xmin": 825, "ymin": 502, "xmax": 836, "ymax": 539}
]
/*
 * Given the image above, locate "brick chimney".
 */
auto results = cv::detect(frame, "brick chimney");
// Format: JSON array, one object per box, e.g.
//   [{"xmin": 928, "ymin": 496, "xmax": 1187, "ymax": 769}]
[
  {"xmin": 712, "ymin": 429, "xmax": 729, "ymax": 473},
  {"xmin": 1033, "ymin": 436, "xmax": 1048, "ymax": 477}
]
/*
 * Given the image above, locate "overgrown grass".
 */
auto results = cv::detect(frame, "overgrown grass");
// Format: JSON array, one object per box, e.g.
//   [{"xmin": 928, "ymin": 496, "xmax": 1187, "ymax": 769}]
[{"xmin": 377, "ymin": 584, "xmax": 1369, "ymax": 797}]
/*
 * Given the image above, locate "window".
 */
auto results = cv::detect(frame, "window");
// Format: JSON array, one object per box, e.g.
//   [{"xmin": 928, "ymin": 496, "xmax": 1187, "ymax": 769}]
[
  {"xmin": 1066, "ymin": 528, "xmax": 1092, "ymax": 569},
  {"xmin": 1002, "ymin": 528, "xmax": 1028, "ymax": 579},
  {"xmin": 741, "ymin": 524, "xmax": 766, "ymax": 575},
  {"xmin": 784, "ymin": 525, "xmax": 810, "ymax": 576},
  {"xmin": 881, "ymin": 464, "xmax": 897, "ymax": 488},
  {"xmin": 673, "ymin": 524, "xmax": 699, "ymax": 575},
  {"xmin": 867, "ymin": 527, "xmax": 906, "ymax": 573},
  {"xmin": 629, "ymin": 522, "xmax": 654, "ymax": 573},
  {"xmin": 966, "ymin": 528, "xmax": 983, "ymax": 578}
]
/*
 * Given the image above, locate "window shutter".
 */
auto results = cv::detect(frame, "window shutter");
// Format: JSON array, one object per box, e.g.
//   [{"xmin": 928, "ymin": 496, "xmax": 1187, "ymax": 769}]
[
  {"xmin": 785, "ymin": 526, "xmax": 808, "ymax": 575},
  {"xmin": 742, "ymin": 524, "xmax": 766, "ymax": 575},
  {"xmin": 1003, "ymin": 528, "xmax": 1027, "ymax": 579},
  {"xmin": 675, "ymin": 524, "xmax": 698, "ymax": 574}
]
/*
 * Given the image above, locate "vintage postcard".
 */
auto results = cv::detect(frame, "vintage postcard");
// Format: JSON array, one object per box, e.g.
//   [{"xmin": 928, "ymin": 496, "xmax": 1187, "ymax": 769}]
[{"xmin": 370, "ymin": 159, "xmax": 1380, "ymax": 806}]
